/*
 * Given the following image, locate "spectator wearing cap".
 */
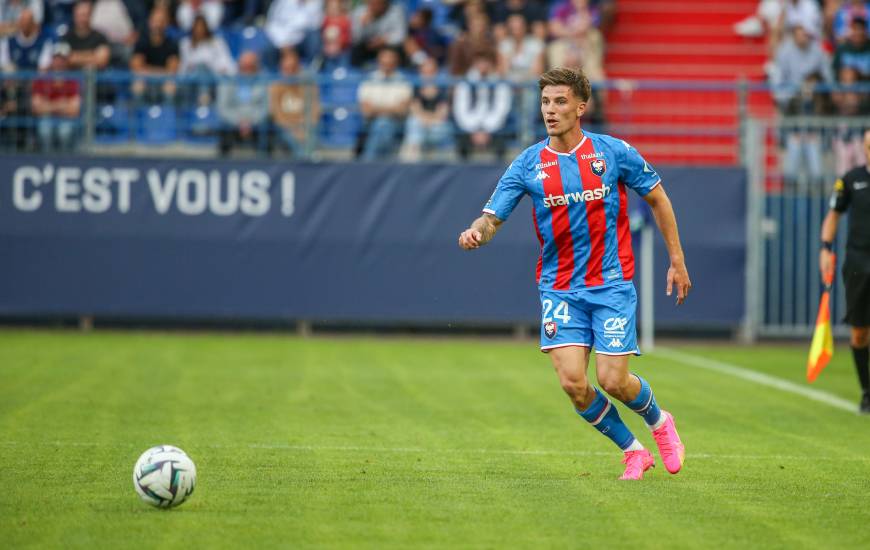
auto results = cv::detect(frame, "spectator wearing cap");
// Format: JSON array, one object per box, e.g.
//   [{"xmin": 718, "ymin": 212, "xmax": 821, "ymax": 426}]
[
  {"xmin": 130, "ymin": 6, "xmax": 179, "ymax": 104},
  {"xmin": 356, "ymin": 46, "xmax": 412, "ymax": 159},
  {"xmin": 0, "ymin": 8, "xmax": 51, "ymax": 71},
  {"xmin": 834, "ymin": 16, "xmax": 870, "ymax": 79},
  {"xmin": 350, "ymin": 0, "xmax": 406, "ymax": 67},
  {"xmin": 446, "ymin": 12, "xmax": 496, "ymax": 76},
  {"xmin": 452, "ymin": 50, "xmax": 512, "ymax": 160},
  {"xmin": 264, "ymin": 0, "xmax": 323, "ymax": 61},
  {"xmin": 217, "ymin": 50, "xmax": 269, "ymax": 155},
  {"xmin": 31, "ymin": 41, "xmax": 81, "ymax": 151},
  {"xmin": 59, "ymin": 0, "xmax": 110, "ymax": 70},
  {"xmin": 269, "ymin": 48, "xmax": 319, "ymax": 157}
]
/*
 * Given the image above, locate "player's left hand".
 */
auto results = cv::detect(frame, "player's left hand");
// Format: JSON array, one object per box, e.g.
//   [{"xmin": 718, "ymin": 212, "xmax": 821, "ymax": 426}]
[{"xmin": 666, "ymin": 262, "xmax": 692, "ymax": 305}]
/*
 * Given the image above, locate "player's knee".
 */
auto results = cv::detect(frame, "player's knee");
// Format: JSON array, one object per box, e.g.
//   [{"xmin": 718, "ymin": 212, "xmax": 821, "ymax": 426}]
[
  {"xmin": 598, "ymin": 373, "xmax": 631, "ymax": 401},
  {"xmin": 852, "ymin": 327, "xmax": 870, "ymax": 348}
]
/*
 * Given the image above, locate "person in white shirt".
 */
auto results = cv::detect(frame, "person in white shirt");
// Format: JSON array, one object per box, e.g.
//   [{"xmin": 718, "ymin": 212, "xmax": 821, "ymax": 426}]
[
  {"xmin": 453, "ymin": 50, "xmax": 512, "ymax": 160},
  {"xmin": 264, "ymin": 0, "xmax": 323, "ymax": 59}
]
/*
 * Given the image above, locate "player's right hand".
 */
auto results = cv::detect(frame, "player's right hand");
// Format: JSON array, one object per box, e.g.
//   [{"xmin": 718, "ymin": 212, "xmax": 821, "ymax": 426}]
[{"xmin": 458, "ymin": 229, "xmax": 482, "ymax": 250}]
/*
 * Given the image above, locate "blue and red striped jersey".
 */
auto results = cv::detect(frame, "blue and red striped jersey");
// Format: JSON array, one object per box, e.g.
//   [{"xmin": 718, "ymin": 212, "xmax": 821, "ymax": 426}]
[{"xmin": 482, "ymin": 131, "xmax": 661, "ymax": 291}]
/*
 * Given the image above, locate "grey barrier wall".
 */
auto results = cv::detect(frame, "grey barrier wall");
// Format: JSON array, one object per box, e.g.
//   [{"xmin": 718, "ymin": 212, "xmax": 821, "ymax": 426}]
[{"xmin": 0, "ymin": 154, "xmax": 745, "ymax": 328}]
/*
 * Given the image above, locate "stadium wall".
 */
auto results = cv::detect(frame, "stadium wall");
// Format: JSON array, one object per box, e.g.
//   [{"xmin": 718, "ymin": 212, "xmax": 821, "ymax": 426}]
[{"xmin": 0, "ymin": 154, "xmax": 744, "ymax": 329}]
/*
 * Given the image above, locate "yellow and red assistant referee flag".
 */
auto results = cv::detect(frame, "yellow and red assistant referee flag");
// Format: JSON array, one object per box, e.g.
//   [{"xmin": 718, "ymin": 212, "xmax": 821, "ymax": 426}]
[{"xmin": 807, "ymin": 255, "xmax": 835, "ymax": 382}]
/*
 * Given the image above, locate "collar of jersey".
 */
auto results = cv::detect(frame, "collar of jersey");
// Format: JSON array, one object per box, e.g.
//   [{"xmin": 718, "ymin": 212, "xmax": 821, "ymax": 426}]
[{"xmin": 544, "ymin": 134, "xmax": 587, "ymax": 156}]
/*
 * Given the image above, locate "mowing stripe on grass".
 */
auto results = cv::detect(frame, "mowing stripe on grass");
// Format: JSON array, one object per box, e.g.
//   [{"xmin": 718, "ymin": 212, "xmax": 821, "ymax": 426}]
[
  {"xmin": 2, "ymin": 440, "xmax": 868, "ymax": 462},
  {"xmin": 654, "ymin": 347, "xmax": 856, "ymax": 414}
]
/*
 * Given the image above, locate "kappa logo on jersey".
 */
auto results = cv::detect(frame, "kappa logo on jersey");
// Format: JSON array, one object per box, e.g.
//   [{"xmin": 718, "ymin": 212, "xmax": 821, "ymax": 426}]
[
  {"xmin": 643, "ymin": 161, "xmax": 654, "ymax": 174},
  {"xmin": 543, "ymin": 183, "xmax": 610, "ymax": 208},
  {"xmin": 590, "ymin": 159, "xmax": 607, "ymax": 177},
  {"xmin": 544, "ymin": 322, "xmax": 557, "ymax": 339},
  {"xmin": 535, "ymin": 171, "xmax": 549, "ymax": 181},
  {"xmin": 608, "ymin": 338, "xmax": 623, "ymax": 348}
]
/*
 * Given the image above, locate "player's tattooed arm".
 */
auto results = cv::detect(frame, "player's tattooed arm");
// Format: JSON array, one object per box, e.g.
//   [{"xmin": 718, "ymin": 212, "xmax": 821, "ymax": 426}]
[
  {"xmin": 643, "ymin": 185, "xmax": 692, "ymax": 305},
  {"xmin": 458, "ymin": 213, "xmax": 503, "ymax": 250}
]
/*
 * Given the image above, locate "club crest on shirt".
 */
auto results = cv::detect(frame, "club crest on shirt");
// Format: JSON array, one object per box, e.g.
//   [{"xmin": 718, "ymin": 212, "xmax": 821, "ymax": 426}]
[
  {"xmin": 590, "ymin": 159, "xmax": 606, "ymax": 177},
  {"xmin": 544, "ymin": 322, "xmax": 557, "ymax": 339}
]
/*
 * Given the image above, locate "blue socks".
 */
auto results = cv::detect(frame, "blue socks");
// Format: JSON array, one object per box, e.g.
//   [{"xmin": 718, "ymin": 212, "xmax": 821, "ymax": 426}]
[
  {"xmin": 624, "ymin": 374, "xmax": 662, "ymax": 427},
  {"xmin": 576, "ymin": 387, "xmax": 636, "ymax": 450}
]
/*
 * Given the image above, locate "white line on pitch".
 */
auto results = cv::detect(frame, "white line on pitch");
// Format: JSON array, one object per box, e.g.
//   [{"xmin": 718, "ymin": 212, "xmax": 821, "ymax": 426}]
[
  {"xmin": 2, "ymin": 441, "xmax": 867, "ymax": 462},
  {"xmin": 653, "ymin": 347, "xmax": 857, "ymax": 413}
]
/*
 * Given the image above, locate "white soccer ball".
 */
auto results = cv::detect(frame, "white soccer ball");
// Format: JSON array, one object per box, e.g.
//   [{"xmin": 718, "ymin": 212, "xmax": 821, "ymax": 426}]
[{"xmin": 133, "ymin": 445, "xmax": 197, "ymax": 508}]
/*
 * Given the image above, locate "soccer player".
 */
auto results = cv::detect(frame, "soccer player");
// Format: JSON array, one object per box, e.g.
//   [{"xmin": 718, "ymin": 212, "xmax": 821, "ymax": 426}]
[
  {"xmin": 820, "ymin": 129, "xmax": 870, "ymax": 414},
  {"xmin": 458, "ymin": 68, "xmax": 692, "ymax": 480}
]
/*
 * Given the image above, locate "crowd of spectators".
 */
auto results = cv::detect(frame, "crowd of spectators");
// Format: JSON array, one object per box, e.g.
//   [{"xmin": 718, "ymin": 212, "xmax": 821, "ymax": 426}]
[
  {"xmin": 738, "ymin": 1, "xmax": 870, "ymax": 181},
  {"xmin": 0, "ymin": 0, "xmax": 614, "ymax": 159}
]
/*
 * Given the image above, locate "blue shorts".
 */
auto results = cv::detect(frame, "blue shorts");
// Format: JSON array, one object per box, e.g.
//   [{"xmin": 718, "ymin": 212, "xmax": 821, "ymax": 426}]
[{"xmin": 539, "ymin": 282, "xmax": 640, "ymax": 355}]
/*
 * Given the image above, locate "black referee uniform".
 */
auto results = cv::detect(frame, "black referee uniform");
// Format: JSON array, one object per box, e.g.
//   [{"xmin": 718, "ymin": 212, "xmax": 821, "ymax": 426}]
[{"xmin": 829, "ymin": 164, "xmax": 870, "ymax": 410}]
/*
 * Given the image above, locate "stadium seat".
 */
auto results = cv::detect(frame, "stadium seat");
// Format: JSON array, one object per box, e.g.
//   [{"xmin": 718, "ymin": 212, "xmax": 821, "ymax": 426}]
[
  {"xmin": 184, "ymin": 105, "xmax": 219, "ymax": 145},
  {"xmin": 94, "ymin": 103, "xmax": 131, "ymax": 144},
  {"xmin": 137, "ymin": 104, "xmax": 177, "ymax": 144},
  {"xmin": 319, "ymin": 107, "xmax": 362, "ymax": 148}
]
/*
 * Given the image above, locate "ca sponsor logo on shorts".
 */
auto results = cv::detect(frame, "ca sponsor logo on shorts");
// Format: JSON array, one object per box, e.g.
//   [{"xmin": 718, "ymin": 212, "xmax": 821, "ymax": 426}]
[{"xmin": 603, "ymin": 317, "xmax": 628, "ymax": 332}]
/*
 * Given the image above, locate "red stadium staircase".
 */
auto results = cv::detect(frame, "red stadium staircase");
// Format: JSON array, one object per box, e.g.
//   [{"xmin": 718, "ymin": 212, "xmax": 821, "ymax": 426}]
[{"xmin": 603, "ymin": 0, "xmax": 776, "ymax": 165}]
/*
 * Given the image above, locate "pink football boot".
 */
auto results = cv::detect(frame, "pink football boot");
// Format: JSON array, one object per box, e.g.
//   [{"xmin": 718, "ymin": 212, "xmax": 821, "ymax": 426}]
[
  {"xmin": 652, "ymin": 411, "xmax": 685, "ymax": 474},
  {"xmin": 619, "ymin": 449, "xmax": 655, "ymax": 480}
]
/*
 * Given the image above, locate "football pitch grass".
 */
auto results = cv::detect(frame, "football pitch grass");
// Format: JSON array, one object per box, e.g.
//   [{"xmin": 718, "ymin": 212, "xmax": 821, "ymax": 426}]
[{"xmin": 1, "ymin": 329, "xmax": 869, "ymax": 549}]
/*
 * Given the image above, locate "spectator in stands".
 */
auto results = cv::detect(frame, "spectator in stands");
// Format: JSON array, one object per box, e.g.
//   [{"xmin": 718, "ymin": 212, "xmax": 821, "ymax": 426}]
[
  {"xmin": 312, "ymin": 17, "xmax": 351, "ymax": 73},
  {"xmin": 832, "ymin": 0, "xmax": 870, "ymax": 43},
  {"xmin": 834, "ymin": 15, "xmax": 870, "ymax": 79},
  {"xmin": 130, "ymin": 6, "xmax": 179, "ymax": 104},
  {"xmin": 265, "ymin": 0, "xmax": 323, "ymax": 61},
  {"xmin": 403, "ymin": 6, "xmax": 447, "ymax": 67},
  {"xmin": 832, "ymin": 66, "xmax": 870, "ymax": 175},
  {"xmin": 548, "ymin": 0, "xmax": 604, "ymax": 82},
  {"xmin": 60, "ymin": 0, "xmax": 110, "ymax": 70},
  {"xmin": 176, "ymin": 0, "xmax": 223, "ymax": 32},
  {"xmin": 91, "ymin": 0, "xmax": 137, "ymax": 66},
  {"xmin": 270, "ymin": 48, "xmax": 319, "ymax": 157},
  {"xmin": 322, "ymin": 0, "xmax": 350, "ymax": 52},
  {"xmin": 31, "ymin": 42, "xmax": 80, "ymax": 151},
  {"xmin": 453, "ymin": 50, "xmax": 512, "ymax": 160},
  {"xmin": 350, "ymin": 0, "xmax": 406, "ymax": 67},
  {"xmin": 0, "ymin": 8, "xmax": 51, "ymax": 71},
  {"xmin": 44, "ymin": 0, "xmax": 74, "ymax": 29},
  {"xmin": 736, "ymin": 0, "xmax": 821, "ymax": 58},
  {"xmin": 447, "ymin": 12, "xmax": 496, "ymax": 76},
  {"xmin": 399, "ymin": 56, "xmax": 452, "ymax": 161},
  {"xmin": 492, "ymin": 0, "xmax": 547, "ymax": 40},
  {"xmin": 0, "ymin": 0, "xmax": 43, "ymax": 37},
  {"xmin": 498, "ymin": 13, "xmax": 543, "ymax": 81},
  {"xmin": 217, "ymin": 50, "xmax": 269, "ymax": 154},
  {"xmin": 356, "ymin": 46, "xmax": 412, "ymax": 160},
  {"xmin": 770, "ymin": 22, "xmax": 833, "ymax": 109},
  {"xmin": 179, "ymin": 14, "xmax": 235, "ymax": 76},
  {"xmin": 780, "ymin": 71, "xmax": 829, "ymax": 186}
]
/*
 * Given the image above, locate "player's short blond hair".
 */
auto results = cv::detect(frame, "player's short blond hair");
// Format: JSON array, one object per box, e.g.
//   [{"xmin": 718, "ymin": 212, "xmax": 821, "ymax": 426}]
[{"xmin": 538, "ymin": 68, "xmax": 591, "ymax": 103}]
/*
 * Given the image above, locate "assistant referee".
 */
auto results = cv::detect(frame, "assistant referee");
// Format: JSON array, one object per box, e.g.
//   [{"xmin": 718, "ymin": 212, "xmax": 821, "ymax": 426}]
[{"xmin": 820, "ymin": 129, "xmax": 870, "ymax": 414}]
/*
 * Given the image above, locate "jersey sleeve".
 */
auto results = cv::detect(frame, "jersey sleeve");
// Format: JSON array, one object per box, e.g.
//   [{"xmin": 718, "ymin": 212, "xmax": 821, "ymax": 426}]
[
  {"xmin": 618, "ymin": 140, "xmax": 661, "ymax": 196},
  {"xmin": 829, "ymin": 177, "xmax": 850, "ymax": 213},
  {"xmin": 482, "ymin": 153, "xmax": 527, "ymax": 221}
]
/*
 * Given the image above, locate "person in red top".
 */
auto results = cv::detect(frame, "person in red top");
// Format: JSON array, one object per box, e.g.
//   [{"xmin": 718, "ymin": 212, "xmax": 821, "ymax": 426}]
[{"xmin": 31, "ymin": 42, "xmax": 81, "ymax": 152}]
